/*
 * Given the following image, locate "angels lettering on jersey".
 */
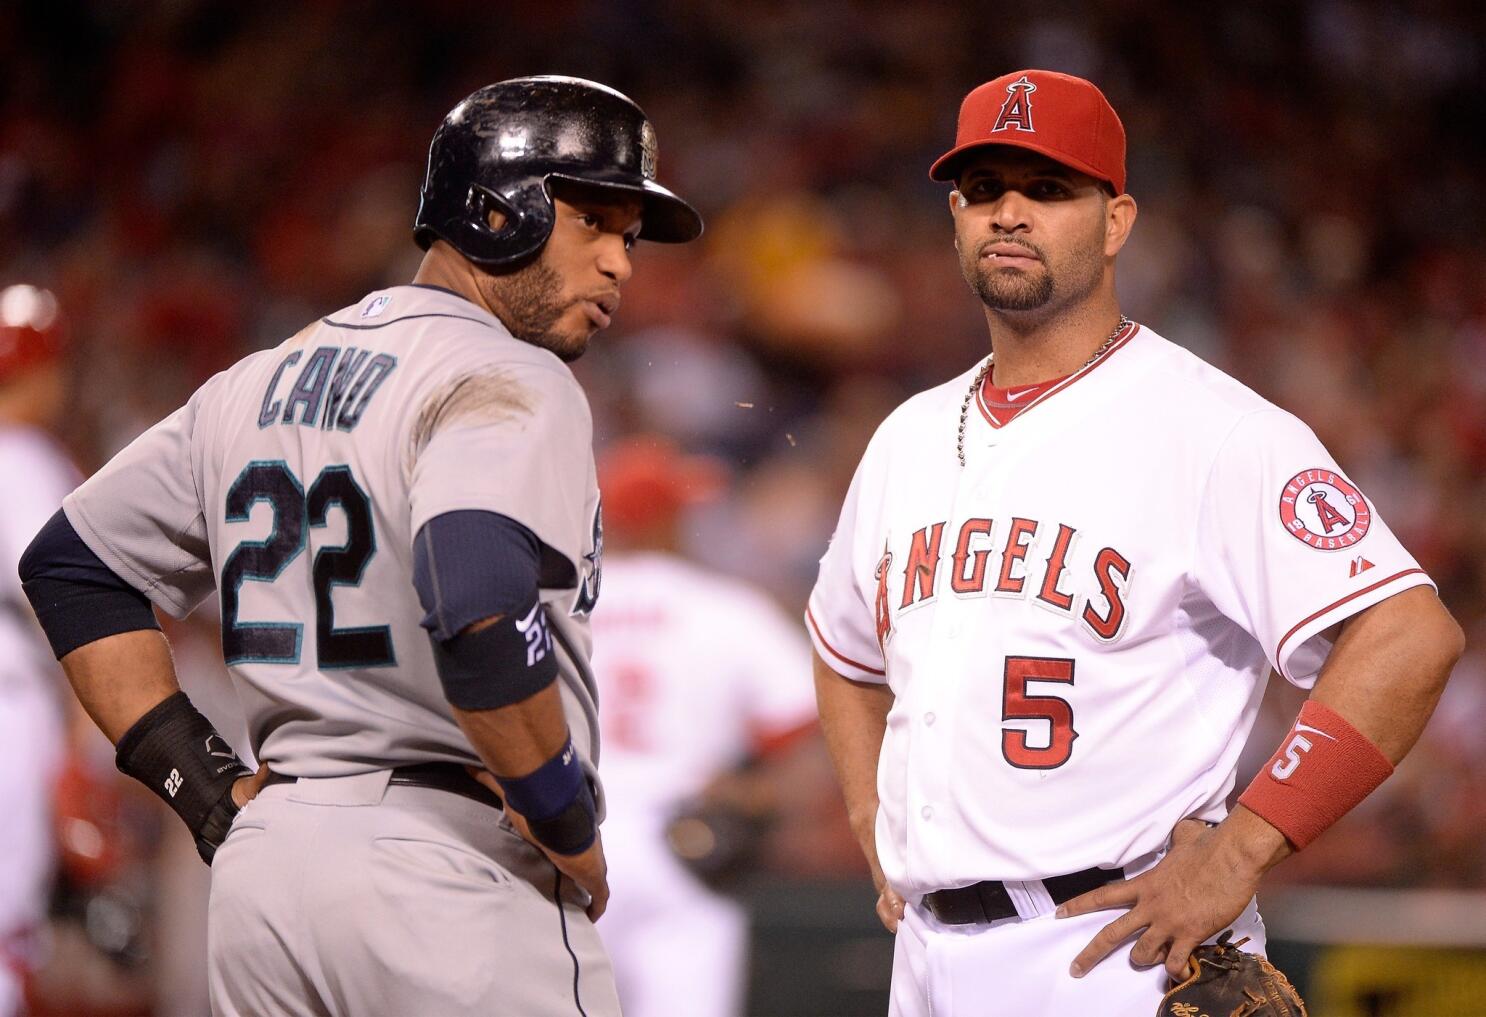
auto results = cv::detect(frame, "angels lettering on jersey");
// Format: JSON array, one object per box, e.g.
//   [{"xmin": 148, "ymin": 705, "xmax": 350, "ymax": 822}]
[
  {"xmin": 876, "ymin": 515, "xmax": 1131, "ymax": 646},
  {"xmin": 873, "ymin": 542, "xmax": 893, "ymax": 651}
]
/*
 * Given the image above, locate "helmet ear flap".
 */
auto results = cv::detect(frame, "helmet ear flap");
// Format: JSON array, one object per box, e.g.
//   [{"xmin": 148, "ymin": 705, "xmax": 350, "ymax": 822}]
[
  {"xmin": 437, "ymin": 181, "xmax": 553, "ymax": 267},
  {"xmin": 466, "ymin": 184, "xmax": 518, "ymax": 237}
]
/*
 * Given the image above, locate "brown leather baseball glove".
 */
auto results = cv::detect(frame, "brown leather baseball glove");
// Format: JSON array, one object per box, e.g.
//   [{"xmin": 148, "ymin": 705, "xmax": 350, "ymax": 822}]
[{"xmin": 1158, "ymin": 931, "xmax": 1307, "ymax": 1017}]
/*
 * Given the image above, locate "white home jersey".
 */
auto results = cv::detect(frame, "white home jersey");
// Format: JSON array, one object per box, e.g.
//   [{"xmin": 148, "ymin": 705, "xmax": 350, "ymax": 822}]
[
  {"xmin": 591, "ymin": 551, "xmax": 815, "ymax": 811},
  {"xmin": 591, "ymin": 551, "xmax": 815, "ymax": 1017},
  {"xmin": 0, "ymin": 426, "xmax": 79, "ymax": 684},
  {"xmin": 807, "ymin": 322, "xmax": 1431, "ymax": 897},
  {"xmin": 63, "ymin": 285, "xmax": 605, "ymax": 786}
]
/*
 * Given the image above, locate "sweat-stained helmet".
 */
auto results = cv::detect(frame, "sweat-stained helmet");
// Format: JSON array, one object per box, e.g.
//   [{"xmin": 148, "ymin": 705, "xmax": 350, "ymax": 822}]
[{"xmin": 413, "ymin": 76, "xmax": 703, "ymax": 267}]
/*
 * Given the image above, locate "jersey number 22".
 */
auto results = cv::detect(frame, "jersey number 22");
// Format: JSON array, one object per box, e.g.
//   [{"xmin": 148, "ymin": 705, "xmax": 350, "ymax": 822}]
[{"xmin": 220, "ymin": 460, "xmax": 394, "ymax": 669}]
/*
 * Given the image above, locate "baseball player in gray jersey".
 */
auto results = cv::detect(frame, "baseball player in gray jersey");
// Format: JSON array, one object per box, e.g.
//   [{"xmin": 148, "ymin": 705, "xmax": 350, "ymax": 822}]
[{"xmin": 18, "ymin": 76, "xmax": 702, "ymax": 1017}]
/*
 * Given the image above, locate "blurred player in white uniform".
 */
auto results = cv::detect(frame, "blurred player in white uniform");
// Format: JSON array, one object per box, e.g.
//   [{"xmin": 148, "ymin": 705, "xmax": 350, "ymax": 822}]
[
  {"xmin": 0, "ymin": 284, "xmax": 79, "ymax": 1017},
  {"xmin": 808, "ymin": 70, "xmax": 1463, "ymax": 1015},
  {"xmin": 19, "ymin": 78, "xmax": 703, "ymax": 1017},
  {"xmin": 592, "ymin": 437, "xmax": 816, "ymax": 1017}
]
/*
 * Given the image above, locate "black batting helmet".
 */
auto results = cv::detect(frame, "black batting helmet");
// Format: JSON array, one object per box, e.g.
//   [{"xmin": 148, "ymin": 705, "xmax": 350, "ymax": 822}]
[{"xmin": 413, "ymin": 76, "xmax": 703, "ymax": 267}]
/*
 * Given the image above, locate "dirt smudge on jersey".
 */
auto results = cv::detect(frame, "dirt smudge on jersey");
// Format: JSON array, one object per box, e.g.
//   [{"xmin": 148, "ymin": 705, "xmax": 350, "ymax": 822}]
[{"xmin": 408, "ymin": 369, "xmax": 534, "ymax": 468}]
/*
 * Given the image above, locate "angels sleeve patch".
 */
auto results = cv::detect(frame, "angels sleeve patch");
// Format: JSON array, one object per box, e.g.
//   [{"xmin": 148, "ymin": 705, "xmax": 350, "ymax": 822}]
[{"xmin": 1279, "ymin": 468, "xmax": 1371, "ymax": 550}]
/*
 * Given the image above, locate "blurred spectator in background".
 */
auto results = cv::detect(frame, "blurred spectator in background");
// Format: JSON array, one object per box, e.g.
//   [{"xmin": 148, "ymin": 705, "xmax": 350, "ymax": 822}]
[
  {"xmin": 591, "ymin": 436, "xmax": 819, "ymax": 1017},
  {"xmin": 0, "ymin": 284, "xmax": 79, "ymax": 1017}
]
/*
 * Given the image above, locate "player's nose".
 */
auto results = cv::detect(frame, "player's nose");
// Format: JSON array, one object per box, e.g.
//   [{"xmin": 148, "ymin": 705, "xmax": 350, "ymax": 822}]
[
  {"xmin": 988, "ymin": 190, "xmax": 1033, "ymax": 234},
  {"xmin": 596, "ymin": 234, "xmax": 634, "ymax": 285}
]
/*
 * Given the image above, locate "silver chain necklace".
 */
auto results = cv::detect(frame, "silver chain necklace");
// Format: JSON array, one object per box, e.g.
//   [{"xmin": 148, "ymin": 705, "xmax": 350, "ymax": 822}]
[{"xmin": 957, "ymin": 316, "xmax": 1130, "ymax": 467}]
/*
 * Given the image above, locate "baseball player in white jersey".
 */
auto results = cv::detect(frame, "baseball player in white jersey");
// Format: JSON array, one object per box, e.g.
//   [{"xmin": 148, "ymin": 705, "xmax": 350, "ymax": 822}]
[
  {"xmin": 806, "ymin": 69, "xmax": 1463, "ymax": 1016},
  {"xmin": 0, "ymin": 284, "xmax": 78, "ymax": 1017},
  {"xmin": 589, "ymin": 437, "xmax": 817, "ymax": 1017},
  {"xmin": 19, "ymin": 77, "xmax": 703, "ymax": 1017}
]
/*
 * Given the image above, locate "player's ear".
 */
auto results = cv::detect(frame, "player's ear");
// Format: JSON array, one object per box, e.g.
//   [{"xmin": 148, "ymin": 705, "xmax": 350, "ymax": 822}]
[
  {"xmin": 948, "ymin": 190, "xmax": 966, "ymax": 216},
  {"xmin": 1104, "ymin": 193, "xmax": 1137, "ymax": 258},
  {"xmin": 486, "ymin": 207, "xmax": 509, "ymax": 232}
]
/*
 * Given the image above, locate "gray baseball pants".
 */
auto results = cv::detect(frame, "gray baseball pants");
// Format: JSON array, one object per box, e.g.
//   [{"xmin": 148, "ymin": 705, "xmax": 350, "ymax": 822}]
[{"xmin": 207, "ymin": 769, "xmax": 620, "ymax": 1017}]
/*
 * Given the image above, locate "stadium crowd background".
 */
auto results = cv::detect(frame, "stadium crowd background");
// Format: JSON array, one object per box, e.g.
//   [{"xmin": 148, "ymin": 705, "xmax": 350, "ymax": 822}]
[{"xmin": 3, "ymin": 1, "xmax": 1483, "ymax": 1014}]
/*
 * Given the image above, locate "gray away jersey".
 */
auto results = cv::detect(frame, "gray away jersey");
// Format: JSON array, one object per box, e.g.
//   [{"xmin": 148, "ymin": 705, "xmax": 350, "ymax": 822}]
[{"xmin": 64, "ymin": 285, "xmax": 605, "ymax": 789}]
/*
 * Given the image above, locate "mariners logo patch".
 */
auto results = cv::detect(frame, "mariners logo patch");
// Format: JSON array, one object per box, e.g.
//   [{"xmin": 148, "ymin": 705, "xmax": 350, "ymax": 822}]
[
  {"xmin": 574, "ymin": 500, "xmax": 604, "ymax": 615},
  {"xmin": 639, "ymin": 121, "xmax": 658, "ymax": 180},
  {"xmin": 1279, "ymin": 468, "xmax": 1371, "ymax": 550}
]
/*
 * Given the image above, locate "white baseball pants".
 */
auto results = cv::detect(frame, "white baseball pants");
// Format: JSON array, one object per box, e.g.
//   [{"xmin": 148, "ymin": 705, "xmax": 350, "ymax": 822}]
[{"xmin": 889, "ymin": 871, "xmax": 1266, "ymax": 1015}]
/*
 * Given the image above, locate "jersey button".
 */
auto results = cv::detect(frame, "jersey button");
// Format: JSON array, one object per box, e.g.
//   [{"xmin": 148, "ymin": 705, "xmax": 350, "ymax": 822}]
[
  {"xmin": 921, "ymin": 805, "xmax": 934, "ymax": 820},
  {"xmin": 924, "ymin": 712, "xmax": 936, "ymax": 726}
]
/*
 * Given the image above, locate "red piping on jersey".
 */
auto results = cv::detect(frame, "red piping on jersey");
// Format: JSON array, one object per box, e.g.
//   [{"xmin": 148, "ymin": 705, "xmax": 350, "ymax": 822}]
[
  {"xmin": 806, "ymin": 606, "xmax": 886, "ymax": 676},
  {"xmin": 1273, "ymin": 568, "xmax": 1427, "ymax": 677},
  {"xmin": 976, "ymin": 320, "xmax": 1141, "ymax": 429}
]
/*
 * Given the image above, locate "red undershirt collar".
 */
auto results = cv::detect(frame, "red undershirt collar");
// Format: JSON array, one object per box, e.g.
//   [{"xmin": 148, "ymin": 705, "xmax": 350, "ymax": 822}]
[
  {"xmin": 974, "ymin": 320, "xmax": 1141, "ymax": 430},
  {"xmin": 978, "ymin": 372, "xmax": 1072, "ymax": 427}
]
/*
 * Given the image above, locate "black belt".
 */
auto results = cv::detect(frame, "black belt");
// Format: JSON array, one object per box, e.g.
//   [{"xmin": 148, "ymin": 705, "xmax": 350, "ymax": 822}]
[
  {"xmin": 263, "ymin": 762, "xmax": 504, "ymax": 811},
  {"xmin": 922, "ymin": 865, "xmax": 1124, "ymax": 925}
]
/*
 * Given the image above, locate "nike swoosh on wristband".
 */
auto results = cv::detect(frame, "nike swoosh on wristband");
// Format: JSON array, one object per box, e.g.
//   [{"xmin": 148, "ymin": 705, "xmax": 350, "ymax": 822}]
[{"xmin": 1294, "ymin": 723, "xmax": 1338, "ymax": 741}]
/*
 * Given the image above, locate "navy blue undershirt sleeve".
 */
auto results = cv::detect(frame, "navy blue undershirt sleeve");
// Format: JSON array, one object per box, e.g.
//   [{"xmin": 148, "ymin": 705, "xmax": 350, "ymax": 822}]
[
  {"xmin": 413, "ymin": 510, "xmax": 562, "ymax": 710},
  {"xmin": 19, "ymin": 509, "xmax": 161, "ymax": 659},
  {"xmin": 413, "ymin": 510, "xmax": 545, "ymax": 642}
]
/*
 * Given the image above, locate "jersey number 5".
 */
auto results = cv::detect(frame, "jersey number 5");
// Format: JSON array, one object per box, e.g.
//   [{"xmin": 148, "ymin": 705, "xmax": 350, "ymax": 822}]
[
  {"xmin": 221, "ymin": 461, "xmax": 394, "ymax": 669},
  {"xmin": 1001, "ymin": 655, "xmax": 1077, "ymax": 769}
]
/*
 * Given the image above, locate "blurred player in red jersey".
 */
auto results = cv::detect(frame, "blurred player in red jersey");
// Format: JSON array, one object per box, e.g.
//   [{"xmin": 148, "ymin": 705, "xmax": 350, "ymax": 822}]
[
  {"xmin": 591, "ymin": 436, "xmax": 818, "ymax": 1017},
  {"xmin": 0, "ymin": 285, "xmax": 80, "ymax": 1017}
]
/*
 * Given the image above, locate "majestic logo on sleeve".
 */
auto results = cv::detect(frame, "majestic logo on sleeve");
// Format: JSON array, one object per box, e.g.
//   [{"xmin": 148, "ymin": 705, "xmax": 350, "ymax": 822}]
[
  {"xmin": 1279, "ymin": 469, "xmax": 1371, "ymax": 550},
  {"xmin": 992, "ymin": 75, "xmax": 1038, "ymax": 133}
]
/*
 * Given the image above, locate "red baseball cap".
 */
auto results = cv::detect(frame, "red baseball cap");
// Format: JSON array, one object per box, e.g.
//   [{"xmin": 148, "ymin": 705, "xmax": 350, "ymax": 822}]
[
  {"xmin": 598, "ymin": 435, "xmax": 725, "ymax": 536},
  {"xmin": 929, "ymin": 70, "xmax": 1127, "ymax": 194}
]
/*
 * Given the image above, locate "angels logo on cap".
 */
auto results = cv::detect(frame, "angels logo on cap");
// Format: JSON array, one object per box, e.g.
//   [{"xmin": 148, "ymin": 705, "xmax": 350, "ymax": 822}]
[
  {"xmin": 991, "ymin": 75, "xmax": 1037, "ymax": 133},
  {"xmin": 1279, "ymin": 468, "xmax": 1372, "ymax": 550}
]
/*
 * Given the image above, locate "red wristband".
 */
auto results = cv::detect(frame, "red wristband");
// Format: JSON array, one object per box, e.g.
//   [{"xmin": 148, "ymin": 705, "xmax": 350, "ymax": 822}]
[{"xmin": 1238, "ymin": 700, "xmax": 1394, "ymax": 850}]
